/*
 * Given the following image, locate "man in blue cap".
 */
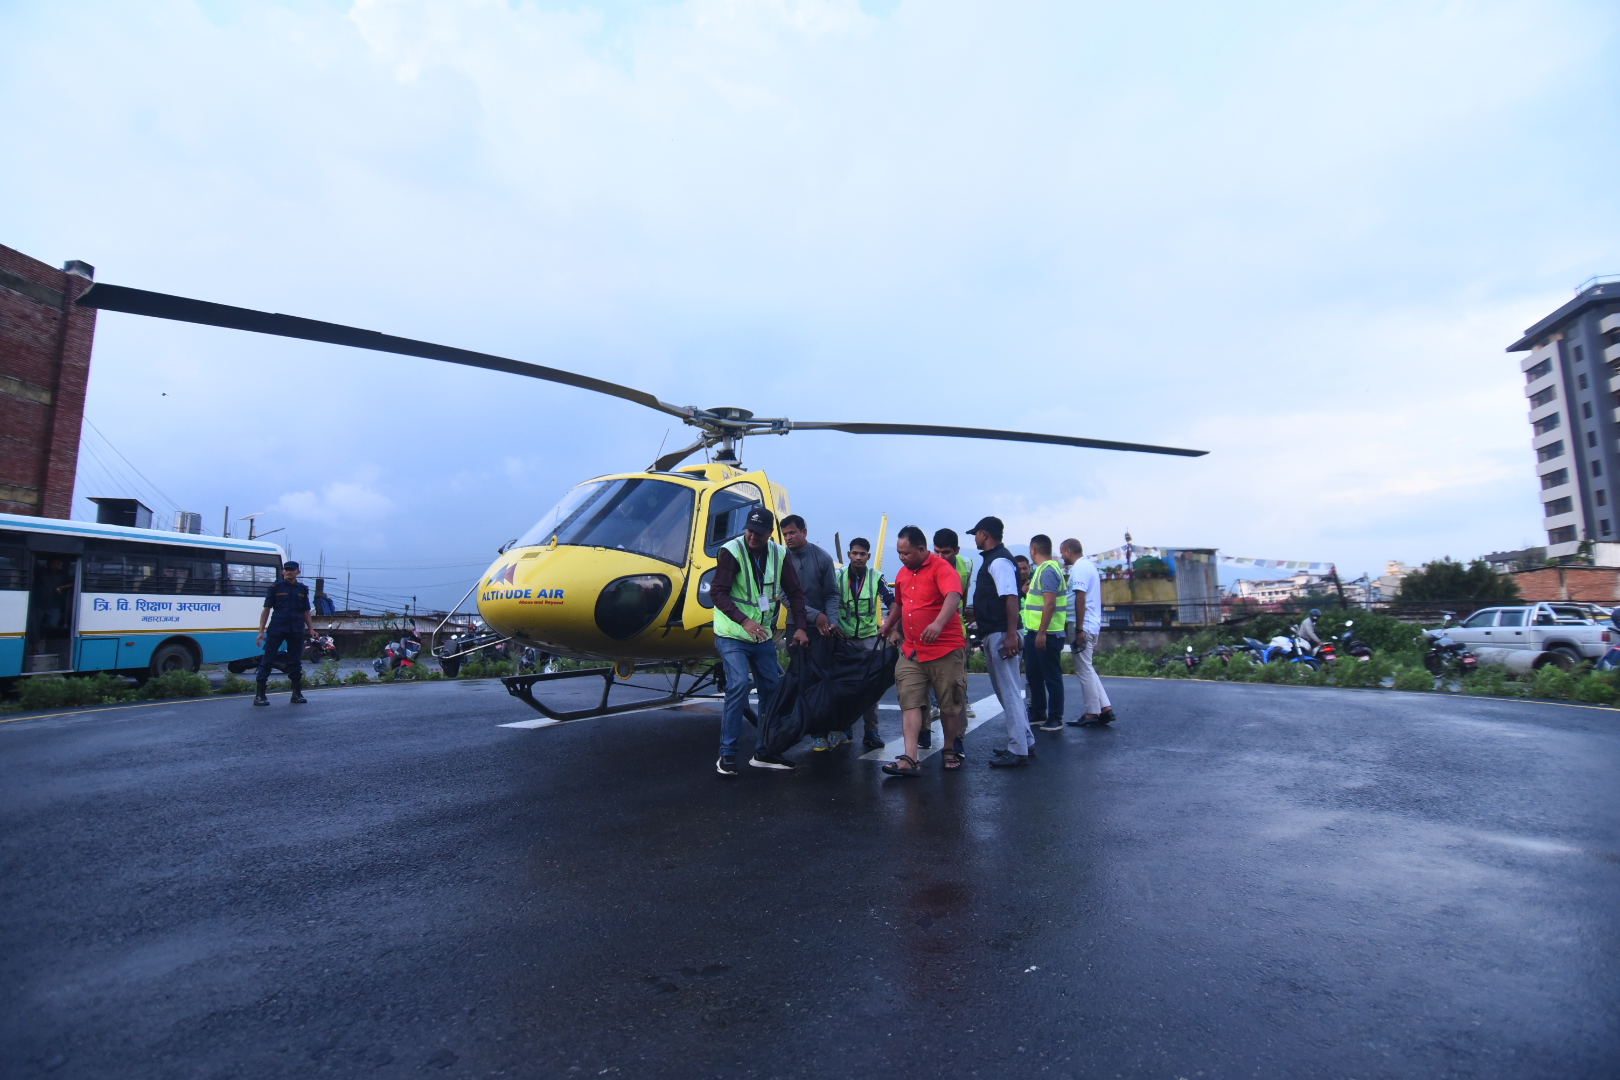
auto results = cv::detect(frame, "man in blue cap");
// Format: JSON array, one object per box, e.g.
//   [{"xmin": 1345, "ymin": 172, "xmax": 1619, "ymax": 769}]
[{"xmin": 255, "ymin": 560, "xmax": 313, "ymax": 706}]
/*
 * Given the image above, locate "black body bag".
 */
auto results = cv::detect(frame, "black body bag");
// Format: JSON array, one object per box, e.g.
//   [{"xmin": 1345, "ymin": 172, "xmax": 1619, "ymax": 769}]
[{"xmin": 757, "ymin": 634, "xmax": 898, "ymax": 755}]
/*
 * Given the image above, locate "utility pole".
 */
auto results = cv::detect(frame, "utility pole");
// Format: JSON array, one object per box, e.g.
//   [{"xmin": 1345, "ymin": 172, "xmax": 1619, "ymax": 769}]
[{"xmin": 223, "ymin": 506, "xmax": 230, "ymax": 538}]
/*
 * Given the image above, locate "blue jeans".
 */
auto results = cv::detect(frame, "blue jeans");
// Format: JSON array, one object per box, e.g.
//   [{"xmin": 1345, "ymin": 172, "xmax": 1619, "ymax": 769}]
[
  {"xmin": 715, "ymin": 636, "xmax": 783, "ymax": 757},
  {"xmin": 1023, "ymin": 630, "xmax": 1065, "ymax": 721}
]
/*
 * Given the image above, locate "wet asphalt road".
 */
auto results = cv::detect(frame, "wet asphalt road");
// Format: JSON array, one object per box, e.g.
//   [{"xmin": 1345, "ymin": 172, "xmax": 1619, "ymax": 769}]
[{"xmin": 1, "ymin": 674, "xmax": 1616, "ymax": 1080}]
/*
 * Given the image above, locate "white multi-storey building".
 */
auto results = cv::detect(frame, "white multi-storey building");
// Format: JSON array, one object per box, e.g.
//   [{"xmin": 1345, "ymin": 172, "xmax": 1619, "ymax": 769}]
[{"xmin": 1507, "ymin": 277, "xmax": 1620, "ymax": 558}]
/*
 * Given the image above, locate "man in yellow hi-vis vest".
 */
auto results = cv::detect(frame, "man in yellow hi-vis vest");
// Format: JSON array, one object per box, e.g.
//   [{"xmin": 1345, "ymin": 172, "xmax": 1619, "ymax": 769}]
[
  {"xmin": 710, "ymin": 506, "xmax": 810, "ymax": 776},
  {"xmin": 1021, "ymin": 534, "xmax": 1068, "ymax": 731},
  {"xmin": 835, "ymin": 536, "xmax": 893, "ymax": 750}
]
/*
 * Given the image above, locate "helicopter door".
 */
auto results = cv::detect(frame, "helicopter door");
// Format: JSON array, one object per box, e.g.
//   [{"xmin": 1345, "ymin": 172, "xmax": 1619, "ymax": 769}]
[{"xmin": 688, "ymin": 481, "xmax": 765, "ymax": 630}]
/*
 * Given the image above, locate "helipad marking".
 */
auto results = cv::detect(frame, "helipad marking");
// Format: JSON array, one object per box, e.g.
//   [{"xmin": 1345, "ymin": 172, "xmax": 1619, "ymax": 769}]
[
  {"xmin": 498, "ymin": 695, "xmax": 720, "ymax": 729},
  {"xmin": 860, "ymin": 693, "xmax": 1006, "ymax": 762}
]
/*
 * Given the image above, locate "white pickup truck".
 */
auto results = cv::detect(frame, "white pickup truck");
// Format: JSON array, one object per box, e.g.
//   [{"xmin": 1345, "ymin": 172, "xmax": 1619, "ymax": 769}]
[{"xmin": 1443, "ymin": 603, "xmax": 1613, "ymax": 668}]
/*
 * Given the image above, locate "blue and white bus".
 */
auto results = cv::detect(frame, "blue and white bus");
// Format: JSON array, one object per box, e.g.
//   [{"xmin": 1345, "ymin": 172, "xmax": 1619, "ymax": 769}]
[{"xmin": 0, "ymin": 511, "xmax": 286, "ymax": 681}]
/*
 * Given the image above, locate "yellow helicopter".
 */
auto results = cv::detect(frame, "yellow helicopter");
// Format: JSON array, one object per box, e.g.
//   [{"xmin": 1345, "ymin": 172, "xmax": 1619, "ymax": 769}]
[{"xmin": 75, "ymin": 282, "xmax": 1205, "ymax": 721}]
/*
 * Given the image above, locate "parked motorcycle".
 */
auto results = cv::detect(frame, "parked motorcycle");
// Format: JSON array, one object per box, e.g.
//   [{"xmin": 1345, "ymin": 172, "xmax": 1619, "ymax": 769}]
[
  {"xmin": 1241, "ymin": 634, "xmax": 1322, "ymax": 669},
  {"xmin": 303, "ymin": 633, "xmax": 339, "ymax": 664},
  {"xmin": 1422, "ymin": 616, "xmax": 1477, "ymax": 677},
  {"xmin": 1338, "ymin": 620, "xmax": 1373, "ymax": 662},
  {"xmin": 373, "ymin": 628, "xmax": 422, "ymax": 676}
]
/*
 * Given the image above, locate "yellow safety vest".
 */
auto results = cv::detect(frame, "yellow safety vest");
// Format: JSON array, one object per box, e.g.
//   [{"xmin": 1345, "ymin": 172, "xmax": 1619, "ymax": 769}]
[
  {"xmin": 836, "ymin": 565, "xmax": 883, "ymax": 638},
  {"xmin": 1020, "ymin": 558, "xmax": 1068, "ymax": 632},
  {"xmin": 712, "ymin": 536, "xmax": 784, "ymax": 641}
]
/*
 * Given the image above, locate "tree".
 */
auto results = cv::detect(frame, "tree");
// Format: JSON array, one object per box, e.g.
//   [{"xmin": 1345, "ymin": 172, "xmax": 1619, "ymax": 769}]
[{"xmin": 1396, "ymin": 557, "xmax": 1521, "ymax": 602}]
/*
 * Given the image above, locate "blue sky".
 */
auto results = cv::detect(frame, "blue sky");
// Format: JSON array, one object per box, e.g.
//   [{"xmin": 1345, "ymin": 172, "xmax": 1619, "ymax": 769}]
[{"xmin": 3, "ymin": 0, "xmax": 1617, "ymax": 612}]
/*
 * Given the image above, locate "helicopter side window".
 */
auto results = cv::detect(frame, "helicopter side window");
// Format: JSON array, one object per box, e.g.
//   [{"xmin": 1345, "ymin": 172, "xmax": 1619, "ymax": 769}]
[
  {"xmin": 704, "ymin": 483, "xmax": 764, "ymax": 557},
  {"xmin": 515, "ymin": 478, "xmax": 694, "ymax": 567}
]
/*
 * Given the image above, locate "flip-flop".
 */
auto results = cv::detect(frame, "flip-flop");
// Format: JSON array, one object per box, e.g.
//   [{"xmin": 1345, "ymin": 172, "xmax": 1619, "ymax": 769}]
[{"xmin": 881, "ymin": 754, "xmax": 921, "ymax": 777}]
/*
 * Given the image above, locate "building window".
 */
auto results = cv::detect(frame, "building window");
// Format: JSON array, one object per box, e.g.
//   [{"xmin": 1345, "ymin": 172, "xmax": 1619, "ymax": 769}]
[
  {"xmin": 1605, "ymin": 520, "xmax": 1613, "ymax": 536},
  {"xmin": 1525, "ymin": 358, "xmax": 1553, "ymax": 382},
  {"xmin": 1538, "ymin": 440, "xmax": 1565, "ymax": 462},
  {"xmin": 1530, "ymin": 385, "xmax": 1557, "ymax": 408},
  {"xmin": 1574, "ymin": 344, "xmax": 1585, "ymax": 363},
  {"xmin": 1541, "ymin": 468, "xmax": 1569, "ymax": 489},
  {"xmin": 1600, "ymin": 490, "xmax": 1609, "ymax": 506},
  {"xmin": 1579, "ymin": 372, "xmax": 1590, "ymax": 390},
  {"xmin": 1549, "ymin": 525, "xmax": 1578, "ymax": 545},
  {"xmin": 1590, "ymin": 431, "xmax": 1599, "ymax": 447},
  {"xmin": 1533, "ymin": 413, "xmax": 1562, "ymax": 435},
  {"xmin": 1594, "ymin": 459, "xmax": 1604, "ymax": 477},
  {"xmin": 1583, "ymin": 401, "xmax": 1594, "ymax": 419},
  {"xmin": 1544, "ymin": 496, "xmax": 1574, "ymax": 516}
]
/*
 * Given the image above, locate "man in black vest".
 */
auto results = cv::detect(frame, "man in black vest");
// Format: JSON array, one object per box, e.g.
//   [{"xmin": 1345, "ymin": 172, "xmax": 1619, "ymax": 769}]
[{"xmin": 967, "ymin": 516, "xmax": 1034, "ymax": 767}]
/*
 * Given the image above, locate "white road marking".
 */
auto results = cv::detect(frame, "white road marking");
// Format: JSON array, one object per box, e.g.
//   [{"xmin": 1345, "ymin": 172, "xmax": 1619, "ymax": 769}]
[
  {"xmin": 499, "ymin": 696, "xmax": 720, "ymax": 729},
  {"xmin": 860, "ymin": 693, "xmax": 1006, "ymax": 762}
]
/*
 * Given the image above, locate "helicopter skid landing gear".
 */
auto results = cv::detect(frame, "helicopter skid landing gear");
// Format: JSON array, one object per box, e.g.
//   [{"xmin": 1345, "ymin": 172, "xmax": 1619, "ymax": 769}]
[{"xmin": 502, "ymin": 662, "xmax": 722, "ymax": 723}]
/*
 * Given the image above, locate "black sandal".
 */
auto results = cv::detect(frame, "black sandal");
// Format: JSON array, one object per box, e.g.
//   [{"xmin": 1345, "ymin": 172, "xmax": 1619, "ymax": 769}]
[
  {"xmin": 882, "ymin": 754, "xmax": 921, "ymax": 777},
  {"xmin": 941, "ymin": 749, "xmax": 963, "ymax": 770}
]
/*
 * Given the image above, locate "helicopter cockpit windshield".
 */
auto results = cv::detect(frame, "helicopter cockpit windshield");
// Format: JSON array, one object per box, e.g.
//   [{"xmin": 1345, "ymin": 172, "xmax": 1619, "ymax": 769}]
[{"xmin": 517, "ymin": 478, "xmax": 695, "ymax": 566}]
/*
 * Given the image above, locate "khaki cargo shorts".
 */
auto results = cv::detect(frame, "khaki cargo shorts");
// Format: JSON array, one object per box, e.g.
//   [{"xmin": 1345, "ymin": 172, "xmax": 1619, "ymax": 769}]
[{"xmin": 895, "ymin": 648, "xmax": 968, "ymax": 714}]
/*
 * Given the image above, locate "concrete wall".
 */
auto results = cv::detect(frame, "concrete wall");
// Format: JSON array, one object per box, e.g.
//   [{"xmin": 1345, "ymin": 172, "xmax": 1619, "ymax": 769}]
[
  {"xmin": 1093, "ymin": 627, "xmax": 1184, "ymax": 654},
  {"xmin": 0, "ymin": 245, "xmax": 97, "ymax": 518}
]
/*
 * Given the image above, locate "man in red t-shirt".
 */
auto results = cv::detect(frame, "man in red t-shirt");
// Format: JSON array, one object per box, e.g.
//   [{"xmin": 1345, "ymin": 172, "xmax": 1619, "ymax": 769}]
[{"xmin": 877, "ymin": 525, "xmax": 969, "ymax": 775}]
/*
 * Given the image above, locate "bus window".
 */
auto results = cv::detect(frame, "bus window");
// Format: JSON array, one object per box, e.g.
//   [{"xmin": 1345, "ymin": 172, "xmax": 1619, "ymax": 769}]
[
  {"xmin": 83, "ymin": 554, "xmax": 159, "ymax": 592},
  {"xmin": 227, "ymin": 563, "xmax": 278, "ymax": 595},
  {"xmin": 161, "ymin": 557, "xmax": 222, "ymax": 594},
  {"xmin": 0, "ymin": 545, "xmax": 25, "ymax": 590}
]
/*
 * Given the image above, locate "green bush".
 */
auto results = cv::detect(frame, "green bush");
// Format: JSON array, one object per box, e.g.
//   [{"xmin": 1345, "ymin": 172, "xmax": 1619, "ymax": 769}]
[
  {"xmin": 1571, "ymin": 671, "xmax": 1616, "ymax": 704},
  {"xmin": 308, "ymin": 661, "xmax": 343, "ymax": 687},
  {"xmin": 1528, "ymin": 663, "xmax": 1576, "ymax": 701},
  {"xmin": 967, "ymin": 649, "xmax": 988, "ymax": 673},
  {"xmin": 138, "ymin": 669, "xmax": 212, "ymax": 699},
  {"xmin": 1391, "ymin": 666, "xmax": 1434, "ymax": 692},
  {"xmin": 217, "ymin": 673, "xmax": 255, "ymax": 695},
  {"xmin": 1328, "ymin": 655, "xmax": 1391, "ymax": 689},
  {"xmin": 267, "ymin": 679, "xmax": 291, "ymax": 693},
  {"xmin": 344, "ymin": 669, "xmax": 371, "ymax": 685},
  {"xmin": 1256, "ymin": 658, "xmax": 1303, "ymax": 684},
  {"xmin": 1460, "ymin": 666, "xmax": 1520, "ymax": 698},
  {"xmin": 18, "ymin": 672, "xmax": 134, "ymax": 710},
  {"xmin": 1094, "ymin": 648, "xmax": 1156, "ymax": 677},
  {"xmin": 455, "ymin": 658, "xmax": 517, "ymax": 679}
]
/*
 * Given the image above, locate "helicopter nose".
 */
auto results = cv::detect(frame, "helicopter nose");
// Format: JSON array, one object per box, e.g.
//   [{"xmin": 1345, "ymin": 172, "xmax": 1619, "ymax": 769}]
[{"xmin": 594, "ymin": 574, "xmax": 673, "ymax": 640}]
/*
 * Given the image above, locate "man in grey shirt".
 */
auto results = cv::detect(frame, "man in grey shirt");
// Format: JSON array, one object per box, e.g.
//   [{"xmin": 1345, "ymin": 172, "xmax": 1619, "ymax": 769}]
[{"xmin": 780, "ymin": 514, "xmax": 844, "ymax": 749}]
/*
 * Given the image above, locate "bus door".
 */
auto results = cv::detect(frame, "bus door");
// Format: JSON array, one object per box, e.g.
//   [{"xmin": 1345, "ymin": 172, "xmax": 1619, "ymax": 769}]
[{"xmin": 26, "ymin": 551, "xmax": 79, "ymax": 674}]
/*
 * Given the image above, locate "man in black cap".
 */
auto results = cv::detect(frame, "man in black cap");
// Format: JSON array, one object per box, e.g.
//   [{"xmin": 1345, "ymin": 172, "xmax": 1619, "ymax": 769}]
[
  {"xmin": 968, "ymin": 516, "xmax": 1034, "ymax": 766},
  {"xmin": 709, "ymin": 506, "xmax": 809, "ymax": 775},
  {"xmin": 255, "ymin": 560, "xmax": 313, "ymax": 706}
]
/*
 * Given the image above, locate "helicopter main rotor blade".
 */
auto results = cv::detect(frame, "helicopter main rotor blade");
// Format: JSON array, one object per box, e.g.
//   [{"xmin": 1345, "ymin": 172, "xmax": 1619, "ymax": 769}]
[
  {"xmin": 74, "ymin": 283, "xmax": 691, "ymax": 421},
  {"xmin": 651, "ymin": 435, "xmax": 713, "ymax": 472},
  {"xmin": 789, "ymin": 421, "xmax": 1206, "ymax": 457}
]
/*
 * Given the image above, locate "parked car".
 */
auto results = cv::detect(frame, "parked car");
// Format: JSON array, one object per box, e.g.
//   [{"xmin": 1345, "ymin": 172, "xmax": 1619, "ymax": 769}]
[{"xmin": 1439, "ymin": 603, "xmax": 1612, "ymax": 669}]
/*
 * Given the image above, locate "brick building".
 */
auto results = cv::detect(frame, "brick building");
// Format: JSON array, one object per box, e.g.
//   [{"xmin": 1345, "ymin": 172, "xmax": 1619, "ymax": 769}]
[
  {"xmin": 0, "ymin": 243, "xmax": 97, "ymax": 518},
  {"xmin": 1509, "ymin": 564, "xmax": 1620, "ymax": 604}
]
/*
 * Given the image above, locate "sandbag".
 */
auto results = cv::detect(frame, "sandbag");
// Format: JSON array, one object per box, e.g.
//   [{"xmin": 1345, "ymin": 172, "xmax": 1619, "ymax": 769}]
[{"xmin": 757, "ymin": 634, "xmax": 898, "ymax": 755}]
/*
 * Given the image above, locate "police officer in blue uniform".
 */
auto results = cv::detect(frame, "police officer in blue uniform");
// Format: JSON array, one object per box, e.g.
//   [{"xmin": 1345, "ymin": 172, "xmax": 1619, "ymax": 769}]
[{"xmin": 255, "ymin": 560, "xmax": 313, "ymax": 706}]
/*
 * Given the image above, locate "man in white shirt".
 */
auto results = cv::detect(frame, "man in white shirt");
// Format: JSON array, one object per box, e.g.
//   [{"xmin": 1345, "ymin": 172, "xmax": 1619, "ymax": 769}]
[
  {"xmin": 1061, "ymin": 538, "xmax": 1116, "ymax": 726},
  {"xmin": 968, "ymin": 515, "xmax": 1035, "ymax": 766}
]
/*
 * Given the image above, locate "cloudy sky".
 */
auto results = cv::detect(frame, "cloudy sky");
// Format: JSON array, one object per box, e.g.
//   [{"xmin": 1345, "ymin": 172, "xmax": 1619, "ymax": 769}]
[{"xmin": 4, "ymin": 0, "xmax": 1617, "ymax": 611}]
